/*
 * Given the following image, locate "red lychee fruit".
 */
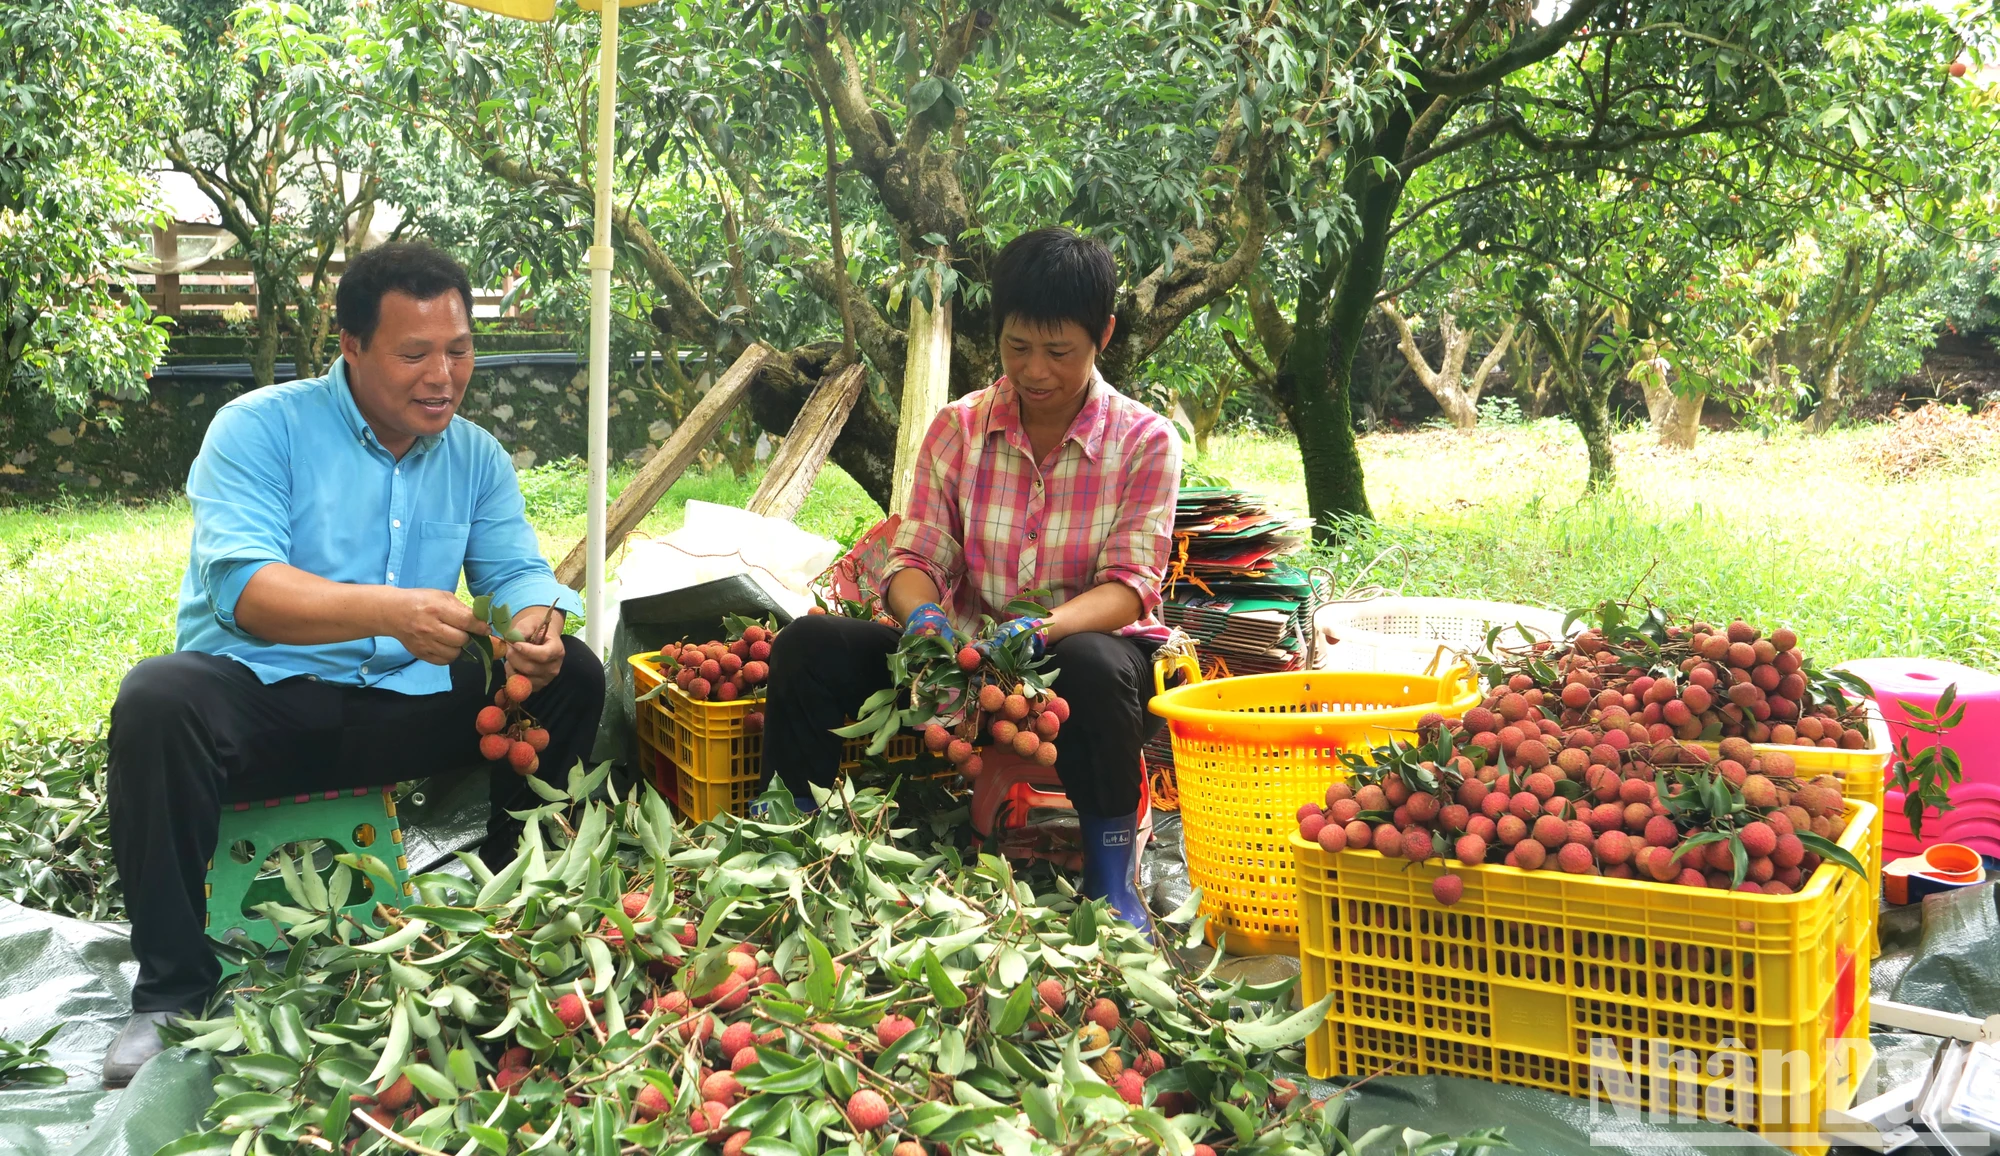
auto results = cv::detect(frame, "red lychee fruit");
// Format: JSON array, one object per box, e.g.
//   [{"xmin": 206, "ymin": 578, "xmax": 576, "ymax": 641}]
[
  {"xmin": 1644, "ymin": 816, "xmax": 1678, "ymax": 847},
  {"xmin": 1596, "ymin": 830, "xmax": 1633, "ymax": 866},
  {"xmin": 875, "ymin": 1014, "xmax": 916, "ymax": 1050},
  {"xmin": 689, "ymin": 1101, "xmax": 731, "ymax": 1138},
  {"xmin": 924, "ymin": 724, "xmax": 952, "ymax": 753},
  {"xmin": 946, "ymin": 739, "xmax": 973, "ymax": 765},
  {"xmin": 1512, "ymin": 839, "xmax": 1547, "ymax": 870},
  {"xmin": 956, "ymin": 647, "xmax": 981, "ymax": 671},
  {"xmin": 375, "ymin": 1073, "xmax": 415, "ymax": 1112},
  {"xmin": 719, "ymin": 1021, "xmax": 755, "ymax": 1060},
  {"xmin": 845, "ymin": 1089, "xmax": 891, "ymax": 1132},
  {"xmin": 1316, "ymin": 822, "xmax": 1349, "ymax": 853},
  {"xmin": 1270, "ymin": 1078, "xmax": 1299, "ymax": 1109},
  {"xmin": 632, "ymin": 1084, "xmax": 668, "ymax": 1121},
  {"xmin": 1134, "ymin": 1049, "xmax": 1165, "ymax": 1076},
  {"xmin": 505, "ymin": 740, "xmax": 536, "ymax": 771},
  {"xmin": 1002, "ymin": 694, "xmax": 1030, "ymax": 721},
  {"xmin": 1401, "ymin": 827, "xmax": 1435, "ymax": 862},
  {"xmin": 1085, "ymin": 998, "xmax": 1121, "ymax": 1032},
  {"xmin": 1432, "ymin": 874, "xmax": 1464, "ymax": 906},
  {"xmin": 1557, "ymin": 842, "xmax": 1595, "ymax": 874},
  {"xmin": 1114, "ymin": 1069, "xmax": 1146, "ymax": 1105},
  {"xmin": 1740, "ymin": 821, "xmax": 1778, "ymax": 858},
  {"xmin": 730, "ymin": 1046, "xmax": 759, "ymax": 1072},
  {"xmin": 1037, "ymin": 979, "xmax": 1067, "ymax": 1013},
  {"xmin": 476, "ymin": 705, "xmax": 507, "ymax": 735},
  {"xmin": 1299, "ymin": 812, "xmax": 1327, "ymax": 841},
  {"xmin": 479, "ymin": 733, "xmax": 512, "ymax": 761},
  {"xmin": 1036, "ymin": 712, "xmax": 1060, "ymax": 740},
  {"xmin": 977, "ymin": 683, "xmax": 1006, "ymax": 713},
  {"xmin": 553, "ymin": 993, "xmax": 587, "ymax": 1032},
  {"xmin": 1012, "ymin": 730, "xmax": 1042, "ymax": 758},
  {"xmin": 700, "ymin": 1070, "xmax": 742, "ymax": 1104}
]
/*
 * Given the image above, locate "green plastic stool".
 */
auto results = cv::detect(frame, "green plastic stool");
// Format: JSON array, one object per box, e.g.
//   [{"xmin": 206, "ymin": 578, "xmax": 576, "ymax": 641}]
[{"xmin": 206, "ymin": 786, "xmax": 413, "ymax": 962}]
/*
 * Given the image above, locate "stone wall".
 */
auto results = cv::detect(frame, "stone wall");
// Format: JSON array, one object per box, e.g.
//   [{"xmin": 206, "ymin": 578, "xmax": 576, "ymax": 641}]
[{"xmin": 0, "ymin": 334, "xmax": 717, "ymax": 496}]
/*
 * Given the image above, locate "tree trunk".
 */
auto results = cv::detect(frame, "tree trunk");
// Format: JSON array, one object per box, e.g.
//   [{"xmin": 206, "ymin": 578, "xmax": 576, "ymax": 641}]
[
  {"xmin": 1557, "ymin": 370, "xmax": 1615, "ymax": 489},
  {"xmin": 1273, "ymin": 257, "xmax": 1372, "ymax": 531},
  {"xmin": 251, "ymin": 270, "xmax": 283, "ymax": 387},
  {"xmin": 1808, "ymin": 364, "xmax": 1843, "ymax": 433},
  {"xmin": 746, "ymin": 344, "xmax": 897, "ymax": 509},
  {"xmin": 1642, "ymin": 378, "xmax": 1706, "ymax": 449},
  {"xmin": 1525, "ymin": 303, "xmax": 1615, "ymax": 489}
]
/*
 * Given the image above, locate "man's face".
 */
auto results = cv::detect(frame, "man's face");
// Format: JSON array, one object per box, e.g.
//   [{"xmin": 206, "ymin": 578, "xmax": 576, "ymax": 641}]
[
  {"xmin": 999, "ymin": 314, "xmax": 1115, "ymax": 421},
  {"xmin": 340, "ymin": 290, "xmax": 474, "ymax": 453}
]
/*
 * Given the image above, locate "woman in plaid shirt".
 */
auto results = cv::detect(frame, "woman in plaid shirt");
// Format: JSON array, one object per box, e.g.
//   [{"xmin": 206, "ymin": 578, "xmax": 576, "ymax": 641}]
[{"xmin": 764, "ymin": 228, "xmax": 1179, "ymax": 932}]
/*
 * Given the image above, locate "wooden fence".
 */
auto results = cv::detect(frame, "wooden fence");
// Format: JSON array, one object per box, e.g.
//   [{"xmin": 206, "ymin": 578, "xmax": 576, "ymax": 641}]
[{"xmin": 131, "ymin": 225, "xmax": 516, "ymax": 318}]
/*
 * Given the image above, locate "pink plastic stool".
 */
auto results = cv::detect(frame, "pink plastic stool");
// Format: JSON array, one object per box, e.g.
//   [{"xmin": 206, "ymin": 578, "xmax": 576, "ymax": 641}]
[
  {"xmin": 968, "ymin": 752, "xmax": 1152, "ymax": 871},
  {"xmin": 1838, "ymin": 657, "xmax": 2000, "ymax": 860}
]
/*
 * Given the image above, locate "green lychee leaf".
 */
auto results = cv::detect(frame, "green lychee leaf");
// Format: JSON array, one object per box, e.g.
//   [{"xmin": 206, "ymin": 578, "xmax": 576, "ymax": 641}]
[{"xmin": 1795, "ymin": 831, "xmax": 1866, "ymax": 879}]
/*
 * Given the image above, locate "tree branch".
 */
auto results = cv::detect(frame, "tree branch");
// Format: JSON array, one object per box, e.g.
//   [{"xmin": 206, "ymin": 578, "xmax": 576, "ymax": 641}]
[{"xmin": 1417, "ymin": 0, "xmax": 1607, "ymax": 97}]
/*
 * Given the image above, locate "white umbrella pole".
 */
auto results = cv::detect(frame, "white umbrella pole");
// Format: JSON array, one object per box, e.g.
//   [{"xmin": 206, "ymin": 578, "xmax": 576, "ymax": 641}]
[{"xmin": 583, "ymin": 0, "xmax": 620, "ymax": 655}]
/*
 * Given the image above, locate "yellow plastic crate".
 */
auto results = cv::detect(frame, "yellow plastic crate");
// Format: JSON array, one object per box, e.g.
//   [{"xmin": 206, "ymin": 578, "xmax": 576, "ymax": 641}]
[
  {"xmin": 631, "ymin": 653, "xmax": 925, "ymax": 822},
  {"xmin": 1149, "ymin": 658, "xmax": 1481, "ymax": 955},
  {"xmin": 1295, "ymin": 800, "xmax": 1878, "ymax": 1155},
  {"xmin": 1699, "ymin": 703, "xmax": 1890, "ymax": 904}
]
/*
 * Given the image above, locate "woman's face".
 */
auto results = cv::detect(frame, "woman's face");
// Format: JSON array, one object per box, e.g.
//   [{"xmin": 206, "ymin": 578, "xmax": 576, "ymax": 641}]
[{"xmin": 1000, "ymin": 314, "xmax": 1115, "ymax": 421}]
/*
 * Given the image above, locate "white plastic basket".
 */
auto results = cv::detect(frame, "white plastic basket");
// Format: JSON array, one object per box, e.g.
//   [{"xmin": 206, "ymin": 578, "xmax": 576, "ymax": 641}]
[{"xmin": 1311, "ymin": 596, "xmax": 1571, "ymax": 675}]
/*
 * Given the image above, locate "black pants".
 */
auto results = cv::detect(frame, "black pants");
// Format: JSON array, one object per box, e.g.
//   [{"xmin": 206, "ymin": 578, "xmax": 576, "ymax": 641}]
[
  {"xmin": 763, "ymin": 615, "xmax": 1159, "ymax": 817},
  {"xmin": 106, "ymin": 639, "xmax": 605, "ymax": 1013}
]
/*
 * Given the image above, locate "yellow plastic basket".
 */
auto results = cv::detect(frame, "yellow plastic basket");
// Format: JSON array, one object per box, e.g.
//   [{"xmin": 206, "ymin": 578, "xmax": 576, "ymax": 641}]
[
  {"xmin": 631, "ymin": 654, "xmax": 924, "ymax": 822},
  {"xmin": 1295, "ymin": 800, "xmax": 1878, "ymax": 1156},
  {"xmin": 1148, "ymin": 657, "xmax": 1482, "ymax": 955},
  {"xmin": 1698, "ymin": 703, "xmax": 1891, "ymax": 907}
]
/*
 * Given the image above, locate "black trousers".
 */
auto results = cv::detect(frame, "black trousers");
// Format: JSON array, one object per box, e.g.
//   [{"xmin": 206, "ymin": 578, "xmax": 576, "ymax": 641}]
[
  {"xmin": 763, "ymin": 614, "xmax": 1160, "ymax": 817},
  {"xmin": 106, "ymin": 638, "xmax": 605, "ymax": 1013}
]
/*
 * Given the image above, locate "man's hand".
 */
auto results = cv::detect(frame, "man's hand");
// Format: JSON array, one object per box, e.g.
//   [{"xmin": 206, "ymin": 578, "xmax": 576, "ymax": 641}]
[
  {"xmin": 384, "ymin": 588, "xmax": 488, "ymax": 666},
  {"xmin": 505, "ymin": 605, "xmax": 566, "ymax": 694}
]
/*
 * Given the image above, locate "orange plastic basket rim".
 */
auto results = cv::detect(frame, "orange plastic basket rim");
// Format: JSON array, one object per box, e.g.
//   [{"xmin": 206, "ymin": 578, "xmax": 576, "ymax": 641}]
[{"xmin": 1291, "ymin": 797, "xmax": 1876, "ymax": 904}]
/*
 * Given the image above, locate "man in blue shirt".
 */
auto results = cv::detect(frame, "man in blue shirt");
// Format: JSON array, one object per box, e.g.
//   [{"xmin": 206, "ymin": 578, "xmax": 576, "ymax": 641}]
[{"xmin": 99, "ymin": 244, "xmax": 604, "ymax": 1086}]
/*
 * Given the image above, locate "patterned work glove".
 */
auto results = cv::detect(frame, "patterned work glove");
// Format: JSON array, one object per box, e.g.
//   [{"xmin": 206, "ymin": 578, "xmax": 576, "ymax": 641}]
[
  {"xmin": 903, "ymin": 602, "xmax": 955, "ymax": 641},
  {"xmin": 980, "ymin": 615, "xmax": 1047, "ymax": 661}
]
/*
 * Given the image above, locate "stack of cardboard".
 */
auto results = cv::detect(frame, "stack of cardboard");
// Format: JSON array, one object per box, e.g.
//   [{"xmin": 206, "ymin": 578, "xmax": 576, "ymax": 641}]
[{"xmin": 1147, "ymin": 488, "xmax": 1316, "ymax": 788}]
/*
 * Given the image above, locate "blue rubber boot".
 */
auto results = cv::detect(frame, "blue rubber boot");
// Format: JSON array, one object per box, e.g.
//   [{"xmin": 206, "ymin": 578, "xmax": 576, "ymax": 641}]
[{"xmin": 1080, "ymin": 811, "xmax": 1152, "ymax": 936}]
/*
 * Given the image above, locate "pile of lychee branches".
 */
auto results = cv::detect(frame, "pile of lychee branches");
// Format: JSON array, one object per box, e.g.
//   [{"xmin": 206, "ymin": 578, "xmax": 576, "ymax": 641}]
[{"xmin": 158, "ymin": 767, "xmax": 1504, "ymax": 1156}]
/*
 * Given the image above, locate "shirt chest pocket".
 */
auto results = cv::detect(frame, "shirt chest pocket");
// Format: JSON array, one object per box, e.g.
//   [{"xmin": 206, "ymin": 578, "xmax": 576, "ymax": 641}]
[{"xmin": 412, "ymin": 521, "xmax": 470, "ymax": 591}]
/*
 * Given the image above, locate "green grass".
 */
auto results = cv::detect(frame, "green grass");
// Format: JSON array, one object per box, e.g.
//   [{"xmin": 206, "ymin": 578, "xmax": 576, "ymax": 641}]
[{"xmin": 4, "ymin": 419, "xmax": 1997, "ymax": 739}]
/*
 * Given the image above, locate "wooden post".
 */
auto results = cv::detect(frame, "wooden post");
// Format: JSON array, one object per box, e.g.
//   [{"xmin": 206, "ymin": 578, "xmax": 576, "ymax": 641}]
[
  {"xmin": 154, "ymin": 225, "xmax": 182, "ymax": 317},
  {"xmin": 891, "ymin": 261, "xmax": 952, "ymax": 513},
  {"xmin": 553, "ymin": 342, "xmax": 776, "ymax": 589},
  {"xmin": 746, "ymin": 362, "xmax": 867, "ymax": 522}
]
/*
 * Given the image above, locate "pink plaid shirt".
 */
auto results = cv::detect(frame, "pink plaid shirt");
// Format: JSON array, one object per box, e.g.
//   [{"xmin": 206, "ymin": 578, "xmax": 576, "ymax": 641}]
[{"xmin": 890, "ymin": 371, "xmax": 1179, "ymax": 640}]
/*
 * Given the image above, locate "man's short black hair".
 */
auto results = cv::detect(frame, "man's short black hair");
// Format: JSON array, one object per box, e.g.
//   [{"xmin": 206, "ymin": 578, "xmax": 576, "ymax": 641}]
[
  {"xmin": 990, "ymin": 226, "xmax": 1116, "ymax": 349},
  {"xmin": 335, "ymin": 242, "xmax": 475, "ymax": 345}
]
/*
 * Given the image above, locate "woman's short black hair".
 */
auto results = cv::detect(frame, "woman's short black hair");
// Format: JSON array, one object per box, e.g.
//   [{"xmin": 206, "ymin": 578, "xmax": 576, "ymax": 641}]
[
  {"xmin": 989, "ymin": 227, "xmax": 1116, "ymax": 349},
  {"xmin": 335, "ymin": 242, "xmax": 475, "ymax": 346}
]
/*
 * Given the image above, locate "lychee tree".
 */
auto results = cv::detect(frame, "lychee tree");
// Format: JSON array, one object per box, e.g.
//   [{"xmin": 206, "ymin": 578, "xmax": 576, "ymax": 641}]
[{"xmin": 157, "ymin": 769, "xmax": 1505, "ymax": 1155}]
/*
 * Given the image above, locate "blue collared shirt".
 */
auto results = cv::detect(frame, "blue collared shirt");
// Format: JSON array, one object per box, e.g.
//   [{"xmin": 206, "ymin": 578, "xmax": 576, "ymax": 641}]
[{"xmin": 175, "ymin": 357, "xmax": 582, "ymax": 695}]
